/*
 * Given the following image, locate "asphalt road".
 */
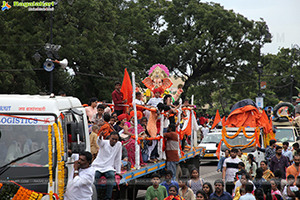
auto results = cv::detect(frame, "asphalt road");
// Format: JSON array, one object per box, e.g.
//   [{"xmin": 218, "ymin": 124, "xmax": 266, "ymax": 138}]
[{"xmin": 136, "ymin": 161, "xmax": 220, "ymax": 199}]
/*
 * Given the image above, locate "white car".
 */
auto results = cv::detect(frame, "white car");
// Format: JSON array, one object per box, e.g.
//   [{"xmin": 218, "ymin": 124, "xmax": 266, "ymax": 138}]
[{"xmin": 198, "ymin": 131, "xmax": 222, "ymax": 162}]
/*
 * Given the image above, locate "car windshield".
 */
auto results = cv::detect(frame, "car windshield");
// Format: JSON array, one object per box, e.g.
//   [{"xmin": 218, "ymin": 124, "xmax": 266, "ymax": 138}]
[
  {"xmin": 275, "ymin": 129, "xmax": 295, "ymax": 142},
  {"xmin": 201, "ymin": 134, "xmax": 222, "ymax": 143},
  {"xmin": 0, "ymin": 115, "xmax": 55, "ymax": 167},
  {"xmin": 221, "ymin": 133, "xmax": 255, "ymax": 152}
]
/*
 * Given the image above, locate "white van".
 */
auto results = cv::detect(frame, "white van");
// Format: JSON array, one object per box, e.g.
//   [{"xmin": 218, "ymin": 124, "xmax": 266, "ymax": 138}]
[
  {"xmin": 198, "ymin": 131, "xmax": 222, "ymax": 162},
  {"xmin": 220, "ymin": 127, "xmax": 265, "ymax": 166}
]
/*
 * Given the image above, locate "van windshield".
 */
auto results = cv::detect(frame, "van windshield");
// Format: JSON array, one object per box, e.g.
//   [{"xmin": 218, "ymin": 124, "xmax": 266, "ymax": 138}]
[
  {"xmin": 201, "ymin": 134, "xmax": 222, "ymax": 143},
  {"xmin": 275, "ymin": 129, "xmax": 295, "ymax": 142},
  {"xmin": 221, "ymin": 133, "xmax": 255, "ymax": 152},
  {"xmin": 0, "ymin": 115, "xmax": 56, "ymax": 167}
]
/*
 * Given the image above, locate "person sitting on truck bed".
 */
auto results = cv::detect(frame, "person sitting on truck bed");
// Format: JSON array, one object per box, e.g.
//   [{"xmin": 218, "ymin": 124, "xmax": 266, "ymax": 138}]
[
  {"xmin": 64, "ymin": 151, "xmax": 95, "ymax": 200},
  {"xmin": 92, "ymin": 104, "xmax": 105, "ymax": 127},
  {"xmin": 145, "ymin": 173, "xmax": 168, "ymax": 200},
  {"xmin": 98, "ymin": 113, "xmax": 114, "ymax": 139},
  {"xmin": 85, "ymin": 97, "xmax": 98, "ymax": 122},
  {"xmin": 93, "ymin": 131, "xmax": 122, "ymax": 200}
]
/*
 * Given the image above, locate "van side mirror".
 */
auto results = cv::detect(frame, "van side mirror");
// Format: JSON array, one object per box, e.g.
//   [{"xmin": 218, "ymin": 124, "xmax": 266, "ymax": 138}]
[
  {"xmin": 297, "ymin": 136, "xmax": 300, "ymax": 141},
  {"xmin": 67, "ymin": 122, "xmax": 86, "ymax": 153},
  {"xmin": 216, "ymin": 143, "xmax": 219, "ymax": 148}
]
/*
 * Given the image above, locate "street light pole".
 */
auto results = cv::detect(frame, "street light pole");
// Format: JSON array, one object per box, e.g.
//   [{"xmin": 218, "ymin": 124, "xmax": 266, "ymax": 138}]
[{"xmin": 50, "ymin": 11, "xmax": 53, "ymax": 93}]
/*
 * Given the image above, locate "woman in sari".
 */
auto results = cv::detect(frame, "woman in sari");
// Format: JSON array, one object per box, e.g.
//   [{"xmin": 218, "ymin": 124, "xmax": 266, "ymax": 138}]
[
  {"xmin": 260, "ymin": 160, "xmax": 275, "ymax": 181},
  {"xmin": 122, "ymin": 111, "xmax": 145, "ymax": 167}
]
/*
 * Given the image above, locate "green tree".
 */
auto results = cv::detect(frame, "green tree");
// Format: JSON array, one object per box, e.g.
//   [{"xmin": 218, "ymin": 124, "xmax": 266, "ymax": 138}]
[{"xmin": 160, "ymin": 0, "xmax": 271, "ymax": 102}]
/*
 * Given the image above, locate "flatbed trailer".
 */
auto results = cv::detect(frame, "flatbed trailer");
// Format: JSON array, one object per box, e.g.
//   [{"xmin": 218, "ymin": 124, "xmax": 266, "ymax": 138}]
[{"xmin": 113, "ymin": 148, "xmax": 203, "ymax": 200}]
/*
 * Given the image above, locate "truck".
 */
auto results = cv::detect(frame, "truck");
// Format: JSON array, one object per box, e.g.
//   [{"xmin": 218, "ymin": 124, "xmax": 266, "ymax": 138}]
[
  {"xmin": 0, "ymin": 94, "xmax": 203, "ymax": 200},
  {"xmin": 0, "ymin": 94, "xmax": 93, "ymax": 199},
  {"xmin": 219, "ymin": 127, "xmax": 266, "ymax": 165}
]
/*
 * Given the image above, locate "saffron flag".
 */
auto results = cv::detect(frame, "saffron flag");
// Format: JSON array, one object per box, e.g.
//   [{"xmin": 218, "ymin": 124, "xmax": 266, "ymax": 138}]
[
  {"xmin": 120, "ymin": 68, "xmax": 133, "ymax": 104},
  {"xmin": 216, "ymin": 139, "xmax": 223, "ymax": 160},
  {"xmin": 211, "ymin": 110, "xmax": 221, "ymax": 129}
]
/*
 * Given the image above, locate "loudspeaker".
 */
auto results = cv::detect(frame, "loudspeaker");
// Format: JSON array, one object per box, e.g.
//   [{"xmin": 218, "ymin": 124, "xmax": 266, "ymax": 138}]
[
  {"xmin": 53, "ymin": 58, "xmax": 68, "ymax": 69},
  {"xmin": 43, "ymin": 59, "xmax": 54, "ymax": 72}
]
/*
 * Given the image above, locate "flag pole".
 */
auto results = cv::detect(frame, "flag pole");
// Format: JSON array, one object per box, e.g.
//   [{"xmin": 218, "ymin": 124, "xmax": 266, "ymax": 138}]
[{"xmin": 132, "ymin": 72, "xmax": 140, "ymax": 169}]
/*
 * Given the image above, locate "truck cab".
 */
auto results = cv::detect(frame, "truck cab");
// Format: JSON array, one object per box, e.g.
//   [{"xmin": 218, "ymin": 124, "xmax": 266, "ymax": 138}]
[
  {"xmin": 0, "ymin": 95, "xmax": 90, "ymax": 197},
  {"xmin": 220, "ymin": 127, "xmax": 265, "ymax": 166},
  {"xmin": 273, "ymin": 121, "xmax": 300, "ymax": 148}
]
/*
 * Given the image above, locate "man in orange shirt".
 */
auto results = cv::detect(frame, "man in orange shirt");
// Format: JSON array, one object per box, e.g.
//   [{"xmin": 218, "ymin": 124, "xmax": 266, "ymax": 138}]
[
  {"xmin": 98, "ymin": 113, "xmax": 114, "ymax": 139},
  {"xmin": 164, "ymin": 124, "xmax": 180, "ymax": 180},
  {"xmin": 286, "ymin": 155, "xmax": 300, "ymax": 180}
]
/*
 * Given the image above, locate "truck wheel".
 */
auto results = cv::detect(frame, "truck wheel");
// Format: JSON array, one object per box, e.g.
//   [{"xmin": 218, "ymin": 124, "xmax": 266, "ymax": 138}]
[
  {"xmin": 181, "ymin": 167, "xmax": 190, "ymax": 178},
  {"xmin": 273, "ymin": 102, "xmax": 294, "ymax": 118}
]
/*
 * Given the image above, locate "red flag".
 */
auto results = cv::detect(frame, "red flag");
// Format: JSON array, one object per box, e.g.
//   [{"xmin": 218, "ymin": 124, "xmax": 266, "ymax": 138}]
[
  {"xmin": 221, "ymin": 116, "xmax": 226, "ymax": 127},
  {"xmin": 211, "ymin": 110, "xmax": 221, "ymax": 129},
  {"xmin": 120, "ymin": 68, "xmax": 133, "ymax": 105},
  {"xmin": 216, "ymin": 139, "xmax": 223, "ymax": 160}
]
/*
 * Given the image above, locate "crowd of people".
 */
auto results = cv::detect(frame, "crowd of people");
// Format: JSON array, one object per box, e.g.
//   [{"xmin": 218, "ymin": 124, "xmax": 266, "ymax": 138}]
[{"xmin": 66, "ymin": 81, "xmax": 214, "ymax": 200}]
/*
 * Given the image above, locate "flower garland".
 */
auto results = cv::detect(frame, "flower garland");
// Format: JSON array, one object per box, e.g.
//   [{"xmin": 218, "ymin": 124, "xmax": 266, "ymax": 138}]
[
  {"xmin": 222, "ymin": 127, "xmax": 259, "ymax": 150},
  {"xmin": 48, "ymin": 125, "xmax": 53, "ymax": 188},
  {"xmin": 57, "ymin": 121, "xmax": 65, "ymax": 200},
  {"xmin": 53, "ymin": 122, "xmax": 64, "ymax": 200}
]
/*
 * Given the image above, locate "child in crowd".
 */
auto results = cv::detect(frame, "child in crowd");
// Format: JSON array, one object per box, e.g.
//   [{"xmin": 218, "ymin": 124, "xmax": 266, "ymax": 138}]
[
  {"xmin": 188, "ymin": 168, "xmax": 205, "ymax": 196},
  {"xmin": 161, "ymin": 170, "xmax": 179, "ymax": 195},
  {"xmin": 89, "ymin": 125, "xmax": 99, "ymax": 161},
  {"xmin": 178, "ymin": 176, "xmax": 195, "ymax": 200},
  {"xmin": 145, "ymin": 173, "xmax": 168, "ymax": 200}
]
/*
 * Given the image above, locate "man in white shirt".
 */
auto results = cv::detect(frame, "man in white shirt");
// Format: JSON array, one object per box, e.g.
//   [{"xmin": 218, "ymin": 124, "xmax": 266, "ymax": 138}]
[
  {"xmin": 201, "ymin": 123, "xmax": 210, "ymax": 138},
  {"xmin": 92, "ymin": 132, "xmax": 122, "ymax": 200},
  {"xmin": 222, "ymin": 148, "xmax": 241, "ymax": 182},
  {"xmin": 146, "ymin": 88, "xmax": 163, "ymax": 108},
  {"xmin": 64, "ymin": 151, "xmax": 95, "ymax": 200}
]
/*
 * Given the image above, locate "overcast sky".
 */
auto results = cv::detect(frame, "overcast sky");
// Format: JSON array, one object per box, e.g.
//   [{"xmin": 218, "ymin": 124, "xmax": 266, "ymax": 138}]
[{"xmin": 203, "ymin": 0, "xmax": 300, "ymax": 55}]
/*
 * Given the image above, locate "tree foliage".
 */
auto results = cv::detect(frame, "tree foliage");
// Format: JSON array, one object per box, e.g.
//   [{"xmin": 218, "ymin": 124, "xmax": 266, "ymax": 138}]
[{"xmin": 1, "ymin": 0, "xmax": 298, "ymax": 111}]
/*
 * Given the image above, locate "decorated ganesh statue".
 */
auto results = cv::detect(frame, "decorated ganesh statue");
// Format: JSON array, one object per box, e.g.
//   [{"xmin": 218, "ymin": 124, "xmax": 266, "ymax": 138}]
[{"xmin": 142, "ymin": 63, "xmax": 183, "ymax": 101}]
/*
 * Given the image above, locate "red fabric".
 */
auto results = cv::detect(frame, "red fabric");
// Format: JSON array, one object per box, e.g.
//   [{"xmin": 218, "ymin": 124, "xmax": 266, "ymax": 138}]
[
  {"xmin": 129, "ymin": 111, "xmax": 143, "ymax": 120},
  {"xmin": 225, "ymin": 105, "xmax": 261, "ymax": 127},
  {"xmin": 216, "ymin": 139, "xmax": 223, "ymax": 160},
  {"xmin": 112, "ymin": 89, "xmax": 124, "ymax": 111},
  {"xmin": 211, "ymin": 109, "xmax": 221, "ymax": 129},
  {"xmin": 117, "ymin": 114, "xmax": 128, "ymax": 121},
  {"xmin": 199, "ymin": 117, "xmax": 206, "ymax": 125},
  {"xmin": 120, "ymin": 68, "xmax": 133, "ymax": 105}
]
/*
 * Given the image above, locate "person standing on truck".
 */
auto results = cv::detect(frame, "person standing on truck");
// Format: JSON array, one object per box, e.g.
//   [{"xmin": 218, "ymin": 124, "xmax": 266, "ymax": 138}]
[
  {"xmin": 164, "ymin": 124, "xmax": 180, "ymax": 180},
  {"xmin": 112, "ymin": 81, "xmax": 127, "ymax": 116},
  {"xmin": 270, "ymin": 146, "xmax": 290, "ymax": 179},
  {"xmin": 89, "ymin": 125, "xmax": 100, "ymax": 161},
  {"xmin": 93, "ymin": 131, "xmax": 122, "ymax": 200},
  {"xmin": 92, "ymin": 104, "xmax": 105, "ymax": 127},
  {"xmin": 85, "ymin": 97, "xmax": 98, "ymax": 122},
  {"xmin": 222, "ymin": 148, "xmax": 241, "ymax": 182},
  {"xmin": 64, "ymin": 151, "xmax": 95, "ymax": 200}
]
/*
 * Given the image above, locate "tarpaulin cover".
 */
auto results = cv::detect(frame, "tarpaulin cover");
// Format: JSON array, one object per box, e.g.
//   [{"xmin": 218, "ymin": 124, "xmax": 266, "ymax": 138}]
[{"xmin": 225, "ymin": 99, "xmax": 260, "ymax": 128}]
